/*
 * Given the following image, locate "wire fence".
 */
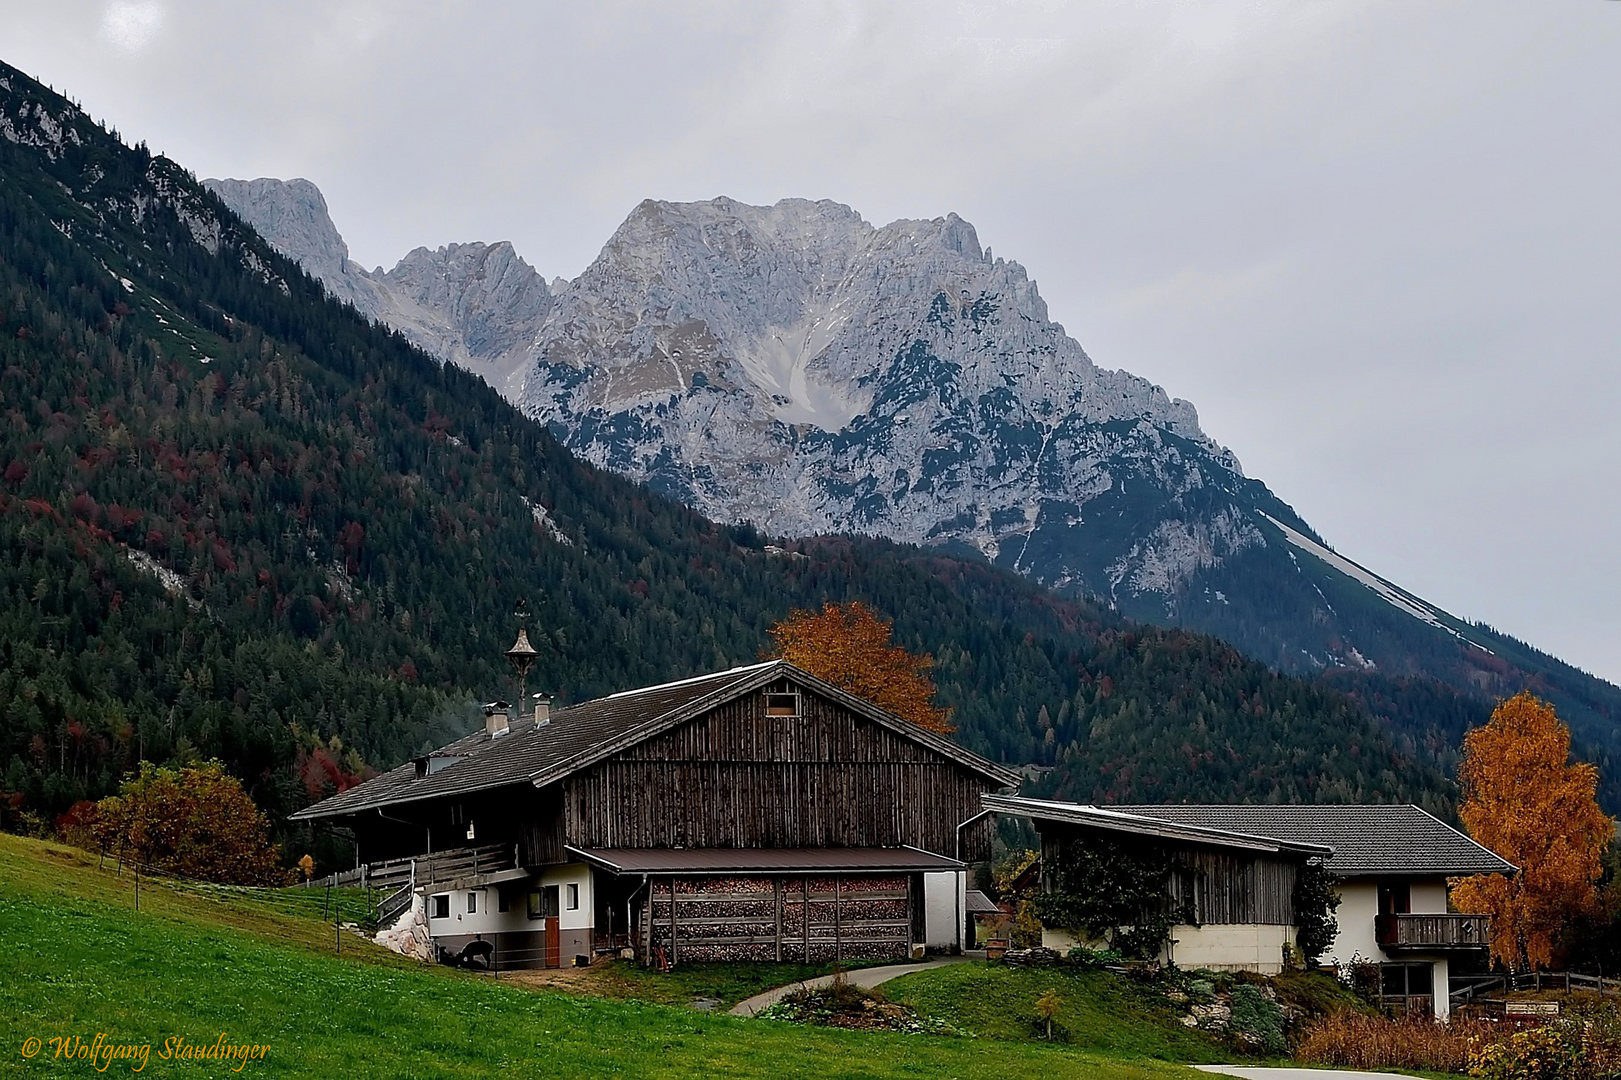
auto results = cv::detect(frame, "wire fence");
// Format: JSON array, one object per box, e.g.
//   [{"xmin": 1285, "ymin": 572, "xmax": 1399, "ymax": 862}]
[{"xmin": 96, "ymin": 847, "xmax": 381, "ymax": 940}]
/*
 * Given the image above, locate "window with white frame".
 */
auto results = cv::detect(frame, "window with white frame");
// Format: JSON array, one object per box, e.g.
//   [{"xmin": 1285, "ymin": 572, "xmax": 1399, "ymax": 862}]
[
  {"xmin": 430, "ymin": 893, "xmax": 450, "ymax": 920},
  {"xmin": 565, "ymin": 883, "xmax": 579, "ymax": 911}
]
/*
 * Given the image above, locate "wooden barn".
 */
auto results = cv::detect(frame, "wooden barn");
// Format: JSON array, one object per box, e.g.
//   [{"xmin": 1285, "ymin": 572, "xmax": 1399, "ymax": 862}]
[{"xmin": 293, "ymin": 660, "xmax": 1019, "ymax": 969}]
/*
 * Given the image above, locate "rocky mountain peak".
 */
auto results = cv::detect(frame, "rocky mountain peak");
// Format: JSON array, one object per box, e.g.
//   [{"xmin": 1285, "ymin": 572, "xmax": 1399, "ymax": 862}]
[
  {"xmin": 519, "ymin": 195, "xmax": 1242, "ymax": 598},
  {"xmin": 205, "ymin": 179, "xmax": 552, "ymax": 396},
  {"xmin": 202, "ymin": 177, "xmax": 352, "ymax": 288}
]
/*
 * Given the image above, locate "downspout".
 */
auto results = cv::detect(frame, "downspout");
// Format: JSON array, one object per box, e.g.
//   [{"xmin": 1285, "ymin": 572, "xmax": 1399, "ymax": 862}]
[
  {"xmin": 372, "ymin": 809, "xmax": 435, "ymax": 945},
  {"xmin": 955, "ymin": 808, "xmax": 994, "ymax": 862},
  {"xmin": 955, "ymin": 808, "xmax": 995, "ymax": 952},
  {"xmin": 624, "ymin": 874, "xmax": 651, "ymax": 960}
]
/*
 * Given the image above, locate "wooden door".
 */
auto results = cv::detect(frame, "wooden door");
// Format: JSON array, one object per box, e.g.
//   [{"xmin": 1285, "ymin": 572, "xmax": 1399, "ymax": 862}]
[{"xmin": 545, "ymin": 916, "xmax": 560, "ymax": 968}]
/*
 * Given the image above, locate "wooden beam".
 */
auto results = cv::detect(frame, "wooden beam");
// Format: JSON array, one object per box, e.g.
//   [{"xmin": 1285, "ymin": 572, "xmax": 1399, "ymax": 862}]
[{"xmin": 834, "ymin": 876, "xmax": 843, "ymax": 962}]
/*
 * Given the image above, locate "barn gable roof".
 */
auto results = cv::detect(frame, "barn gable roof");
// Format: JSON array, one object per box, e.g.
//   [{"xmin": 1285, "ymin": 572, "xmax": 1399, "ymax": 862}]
[{"xmin": 292, "ymin": 661, "xmax": 1018, "ymax": 821}]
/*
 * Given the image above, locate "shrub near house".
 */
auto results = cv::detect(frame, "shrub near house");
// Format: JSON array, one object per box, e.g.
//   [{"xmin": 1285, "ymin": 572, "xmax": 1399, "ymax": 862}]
[{"xmin": 77, "ymin": 761, "xmax": 289, "ymax": 885}]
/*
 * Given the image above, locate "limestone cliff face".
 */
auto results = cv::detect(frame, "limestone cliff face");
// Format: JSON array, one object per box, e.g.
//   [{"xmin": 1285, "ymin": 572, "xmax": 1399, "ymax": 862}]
[
  {"xmin": 520, "ymin": 196, "xmax": 1261, "ymax": 601},
  {"xmin": 209, "ymin": 182, "xmax": 1275, "ymax": 607},
  {"xmin": 196, "ymin": 180, "xmax": 1545, "ymax": 674},
  {"xmin": 204, "ymin": 178, "xmax": 551, "ymax": 395}
]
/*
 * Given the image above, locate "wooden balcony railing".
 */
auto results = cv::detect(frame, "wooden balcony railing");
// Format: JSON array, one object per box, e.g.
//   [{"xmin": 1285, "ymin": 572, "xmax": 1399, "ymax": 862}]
[
  {"xmin": 1376, "ymin": 913, "xmax": 1491, "ymax": 950},
  {"xmin": 364, "ymin": 844, "xmax": 517, "ymax": 891}
]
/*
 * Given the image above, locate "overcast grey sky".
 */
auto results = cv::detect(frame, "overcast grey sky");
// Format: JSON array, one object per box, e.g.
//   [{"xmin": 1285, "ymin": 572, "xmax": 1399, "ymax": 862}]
[{"xmin": 5, "ymin": 1, "xmax": 1618, "ymax": 684}]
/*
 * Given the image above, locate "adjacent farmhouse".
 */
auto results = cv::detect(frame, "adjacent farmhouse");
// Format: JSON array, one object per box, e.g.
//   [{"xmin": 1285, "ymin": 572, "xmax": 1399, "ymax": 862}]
[
  {"xmin": 985, "ymin": 797, "xmax": 1514, "ymax": 1018},
  {"xmin": 984, "ymin": 796, "xmax": 1331, "ymax": 974},
  {"xmin": 1118, "ymin": 804, "xmax": 1514, "ymax": 1018},
  {"xmin": 293, "ymin": 659, "xmax": 1019, "ymax": 969}
]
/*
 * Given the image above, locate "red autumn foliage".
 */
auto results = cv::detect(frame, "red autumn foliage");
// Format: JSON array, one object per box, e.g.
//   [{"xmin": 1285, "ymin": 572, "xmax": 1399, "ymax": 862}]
[{"xmin": 296, "ymin": 745, "xmax": 364, "ymax": 801}]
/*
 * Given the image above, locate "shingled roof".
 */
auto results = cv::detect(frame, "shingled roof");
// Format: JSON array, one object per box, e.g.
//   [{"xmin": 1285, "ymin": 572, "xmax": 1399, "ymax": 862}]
[
  {"xmin": 1115, "ymin": 805, "xmax": 1515, "ymax": 877},
  {"xmin": 291, "ymin": 660, "xmax": 1019, "ymax": 821}
]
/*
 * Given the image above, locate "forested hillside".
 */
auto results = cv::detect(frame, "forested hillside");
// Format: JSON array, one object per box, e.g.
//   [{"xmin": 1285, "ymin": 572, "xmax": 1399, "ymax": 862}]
[{"xmin": 0, "ymin": 61, "xmax": 1541, "ymax": 852}]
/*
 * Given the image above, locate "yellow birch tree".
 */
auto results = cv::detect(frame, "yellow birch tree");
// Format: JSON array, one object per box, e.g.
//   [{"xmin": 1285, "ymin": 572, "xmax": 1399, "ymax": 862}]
[{"xmin": 1450, "ymin": 691, "xmax": 1612, "ymax": 970}]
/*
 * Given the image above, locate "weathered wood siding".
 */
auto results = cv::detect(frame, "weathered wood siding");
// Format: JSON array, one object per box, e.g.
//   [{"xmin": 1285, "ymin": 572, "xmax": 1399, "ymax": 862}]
[
  {"xmin": 644, "ymin": 875, "xmax": 914, "ymax": 963},
  {"xmin": 1046, "ymin": 825, "xmax": 1300, "ymax": 926},
  {"xmin": 1169, "ymin": 848, "xmax": 1298, "ymax": 926},
  {"xmin": 517, "ymin": 784, "xmax": 565, "ymax": 867},
  {"xmin": 563, "ymin": 681, "xmax": 998, "ymax": 860}
]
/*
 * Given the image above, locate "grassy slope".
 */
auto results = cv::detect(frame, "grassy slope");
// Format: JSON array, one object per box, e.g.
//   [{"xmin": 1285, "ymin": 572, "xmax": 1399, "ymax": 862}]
[
  {"xmin": 545, "ymin": 960, "xmax": 888, "ymax": 1011},
  {"xmin": 883, "ymin": 964, "xmax": 1228, "ymax": 1063},
  {"xmin": 0, "ymin": 835, "xmax": 1198, "ymax": 1079}
]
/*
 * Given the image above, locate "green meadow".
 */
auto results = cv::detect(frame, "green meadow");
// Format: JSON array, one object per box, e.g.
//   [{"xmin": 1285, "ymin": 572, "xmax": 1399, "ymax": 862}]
[{"xmin": 0, "ymin": 834, "xmax": 1204, "ymax": 1079}]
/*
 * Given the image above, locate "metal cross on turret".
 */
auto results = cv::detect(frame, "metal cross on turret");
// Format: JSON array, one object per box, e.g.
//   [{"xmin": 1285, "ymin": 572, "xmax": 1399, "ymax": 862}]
[{"xmin": 505, "ymin": 599, "xmax": 540, "ymax": 726}]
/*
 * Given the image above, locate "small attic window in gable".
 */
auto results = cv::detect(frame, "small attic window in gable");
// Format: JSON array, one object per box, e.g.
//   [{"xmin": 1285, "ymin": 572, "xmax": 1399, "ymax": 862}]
[
  {"xmin": 415, "ymin": 753, "xmax": 467, "ymax": 778},
  {"xmin": 765, "ymin": 692, "xmax": 800, "ymax": 718}
]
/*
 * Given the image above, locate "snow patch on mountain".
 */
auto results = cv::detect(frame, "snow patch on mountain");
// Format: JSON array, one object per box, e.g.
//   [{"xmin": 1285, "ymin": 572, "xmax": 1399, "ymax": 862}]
[{"xmin": 1260, "ymin": 511, "xmax": 1486, "ymax": 651}]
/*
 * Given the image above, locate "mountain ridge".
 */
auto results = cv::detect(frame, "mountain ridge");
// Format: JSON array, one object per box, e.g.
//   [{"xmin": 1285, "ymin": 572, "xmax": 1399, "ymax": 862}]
[
  {"xmin": 202, "ymin": 177, "xmax": 551, "ymax": 397},
  {"xmin": 204, "ymin": 177, "xmax": 1621, "ymax": 783},
  {"xmin": 2, "ymin": 58, "xmax": 1490, "ymax": 849}
]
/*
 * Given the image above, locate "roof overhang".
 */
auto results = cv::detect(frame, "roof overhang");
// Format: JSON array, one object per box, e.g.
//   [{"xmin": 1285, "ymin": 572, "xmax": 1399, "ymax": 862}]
[
  {"xmin": 983, "ymin": 794, "xmax": 1334, "ymax": 859},
  {"xmin": 566, "ymin": 845, "xmax": 966, "ymax": 875},
  {"xmin": 288, "ymin": 780, "xmax": 533, "ymax": 822}
]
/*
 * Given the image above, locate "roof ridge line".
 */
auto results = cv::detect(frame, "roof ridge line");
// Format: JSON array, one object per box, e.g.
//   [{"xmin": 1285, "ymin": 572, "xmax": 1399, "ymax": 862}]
[
  {"xmin": 982, "ymin": 794, "xmax": 1334, "ymax": 856},
  {"xmin": 598, "ymin": 660, "xmax": 779, "ymax": 700}
]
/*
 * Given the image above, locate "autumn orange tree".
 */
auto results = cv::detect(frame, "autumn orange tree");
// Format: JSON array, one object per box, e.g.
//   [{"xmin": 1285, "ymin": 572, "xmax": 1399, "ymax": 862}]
[
  {"xmin": 768, "ymin": 601, "xmax": 953, "ymax": 733},
  {"xmin": 1451, "ymin": 691, "xmax": 1612, "ymax": 970},
  {"xmin": 88, "ymin": 761, "xmax": 290, "ymax": 885}
]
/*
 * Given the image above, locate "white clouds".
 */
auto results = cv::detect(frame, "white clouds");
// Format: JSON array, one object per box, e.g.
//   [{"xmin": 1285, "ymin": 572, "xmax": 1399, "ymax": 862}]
[{"xmin": 99, "ymin": 1, "xmax": 165, "ymax": 53}]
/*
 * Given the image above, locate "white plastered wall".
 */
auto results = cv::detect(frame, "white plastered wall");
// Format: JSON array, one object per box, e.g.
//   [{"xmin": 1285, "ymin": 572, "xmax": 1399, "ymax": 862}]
[
  {"xmin": 424, "ymin": 862, "xmax": 594, "ymax": 939},
  {"xmin": 1324, "ymin": 876, "xmax": 1454, "ymax": 1020},
  {"xmin": 1164, "ymin": 924, "xmax": 1296, "ymax": 974},
  {"xmin": 1041, "ymin": 925, "xmax": 1294, "ymax": 972},
  {"xmin": 923, "ymin": 871, "xmax": 965, "ymax": 951},
  {"xmin": 1325, "ymin": 879, "xmax": 1381, "ymax": 966}
]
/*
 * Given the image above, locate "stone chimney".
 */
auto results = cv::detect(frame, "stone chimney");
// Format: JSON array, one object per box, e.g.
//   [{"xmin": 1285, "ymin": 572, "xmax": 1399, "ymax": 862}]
[
  {"xmin": 533, "ymin": 693, "xmax": 552, "ymax": 727},
  {"xmin": 482, "ymin": 700, "xmax": 511, "ymax": 738}
]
